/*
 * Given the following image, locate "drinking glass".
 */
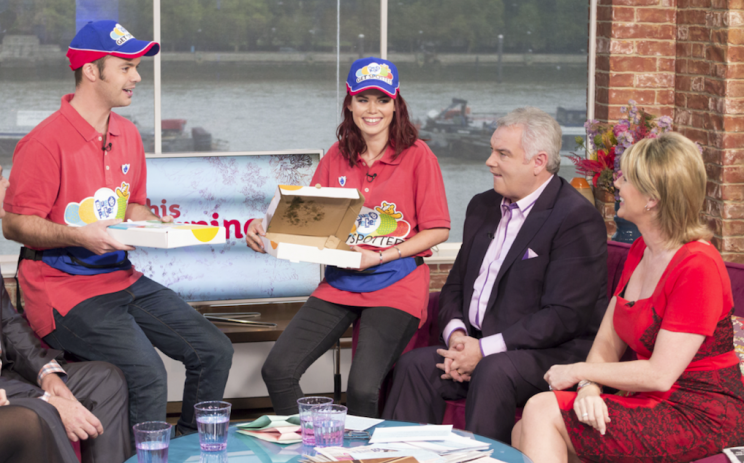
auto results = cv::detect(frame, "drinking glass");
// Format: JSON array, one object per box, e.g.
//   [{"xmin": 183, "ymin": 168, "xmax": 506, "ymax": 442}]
[
  {"xmin": 133, "ymin": 421, "xmax": 171, "ymax": 463},
  {"xmin": 195, "ymin": 401, "xmax": 232, "ymax": 451},
  {"xmin": 297, "ymin": 396, "xmax": 333, "ymax": 445},
  {"xmin": 312, "ymin": 404, "xmax": 347, "ymax": 447}
]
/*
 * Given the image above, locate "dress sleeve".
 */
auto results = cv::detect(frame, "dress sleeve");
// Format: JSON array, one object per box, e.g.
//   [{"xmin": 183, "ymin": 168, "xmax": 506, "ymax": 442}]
[
  {"xmin": 412, "ymin": 143, "xmax": 450, "ymax": 231},
  {"xmin": 660, "ymin": 251, "xmax": 725, "ymax": 336}
]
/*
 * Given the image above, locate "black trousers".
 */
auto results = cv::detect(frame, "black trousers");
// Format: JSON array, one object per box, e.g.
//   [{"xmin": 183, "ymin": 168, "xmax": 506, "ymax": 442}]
[
  {"xmin": 4, "ymin": 361, "xmax": 131, "ymax": 463},
  {"xmin": 0, "ymin": 402, "xmax": 73, "ymax": 463},
  {"xmin": 381, "ymin": 345, "xmax": 544, "ymax": 444},
  {"xmin": 261, "ymin": 297, "xmax": 419, "ymax": 418}
]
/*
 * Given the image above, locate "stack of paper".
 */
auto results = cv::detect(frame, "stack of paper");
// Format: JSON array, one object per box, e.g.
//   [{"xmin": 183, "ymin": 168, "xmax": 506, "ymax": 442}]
[
  {"xmin": 304, "ymin": 425, "xmax": 498, "ymax": 463},
  {"xmin": 237, "ymin": 415, "xmax": 303, "ymax": 444}
]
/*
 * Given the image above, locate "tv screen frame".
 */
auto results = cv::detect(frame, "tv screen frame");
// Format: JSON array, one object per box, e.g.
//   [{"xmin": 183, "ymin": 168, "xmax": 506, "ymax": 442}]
[{"xmin": 142, "ymin": 149, "xmax": 325, "ymax": 308}]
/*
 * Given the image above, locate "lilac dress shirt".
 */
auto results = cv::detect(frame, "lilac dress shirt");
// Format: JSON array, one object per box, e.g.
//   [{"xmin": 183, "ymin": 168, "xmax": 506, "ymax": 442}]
[{"xmin": 443, "ymin": 176, "xmax": 554, "ymax": 356}]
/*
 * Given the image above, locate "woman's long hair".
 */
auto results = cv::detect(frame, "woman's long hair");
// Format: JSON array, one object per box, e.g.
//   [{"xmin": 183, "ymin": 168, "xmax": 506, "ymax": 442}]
[{"xmin": 336, "ymin": 92, "xmax": 419, "ymax": 167}]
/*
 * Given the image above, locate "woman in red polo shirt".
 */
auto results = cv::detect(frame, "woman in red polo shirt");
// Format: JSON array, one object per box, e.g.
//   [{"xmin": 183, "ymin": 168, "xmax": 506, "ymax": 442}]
[{"xmin": 245, "ymin": 57, "xmax": 450, "ymax": 417}]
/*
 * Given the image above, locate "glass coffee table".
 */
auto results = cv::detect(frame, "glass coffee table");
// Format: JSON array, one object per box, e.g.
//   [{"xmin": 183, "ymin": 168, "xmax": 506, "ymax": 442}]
[{"xmin": 124, "ymin": 420, "xmax": 533, "ymax": 463}]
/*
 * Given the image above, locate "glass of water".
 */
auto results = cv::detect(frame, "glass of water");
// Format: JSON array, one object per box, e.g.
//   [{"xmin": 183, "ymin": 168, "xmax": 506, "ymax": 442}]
[
  {"xmin": 312, "ymin": 404, "xmax": 347, "ymax": 447},
  {"xmin": 133, "ymin": 421, "xmax": 171, "ymax": 463},
  {"xmin": 194, "ymin": 401, "xmax": 232, "ymax": 451},
  {"xmin": 297, "ymin": 396, "xmax": 334, "ymax": 445}
]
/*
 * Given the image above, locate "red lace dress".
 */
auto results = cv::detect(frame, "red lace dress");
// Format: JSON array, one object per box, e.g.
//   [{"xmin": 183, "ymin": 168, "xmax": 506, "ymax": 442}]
[{"xmin": 554, "ymin": 238, "xmax": 744, "ymax": 462}]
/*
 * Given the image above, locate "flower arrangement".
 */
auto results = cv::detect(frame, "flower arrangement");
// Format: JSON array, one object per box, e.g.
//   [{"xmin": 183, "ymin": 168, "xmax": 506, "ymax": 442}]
[{"xmin": 570, "ymin": 100, "xmax": 673, "ymax": 196}]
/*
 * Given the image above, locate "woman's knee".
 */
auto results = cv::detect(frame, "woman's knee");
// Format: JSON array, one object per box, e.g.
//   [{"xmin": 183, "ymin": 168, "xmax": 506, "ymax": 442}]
[
  {"xmin": 522, "ymin": 391, "xmax": 559, "ymax": 424},
  {"xmin": 261, "ymin": 350, "xmax": 296, "ymax": 384}
]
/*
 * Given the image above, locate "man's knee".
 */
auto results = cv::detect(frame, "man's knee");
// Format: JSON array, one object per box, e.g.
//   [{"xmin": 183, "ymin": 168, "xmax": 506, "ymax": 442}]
[
  {"xmin": 200, "ymin": 332, "xmax": 234, "ymax": 372},
  {"xmin": 86, "ymin": 361, "xmax": 128, "ymax": 396}
]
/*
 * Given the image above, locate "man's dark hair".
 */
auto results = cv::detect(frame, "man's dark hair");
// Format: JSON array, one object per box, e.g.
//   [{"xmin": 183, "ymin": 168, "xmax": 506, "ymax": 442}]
[{"xmin": 74, "ymin": 56, "xmax": 108, "ymax": 86}]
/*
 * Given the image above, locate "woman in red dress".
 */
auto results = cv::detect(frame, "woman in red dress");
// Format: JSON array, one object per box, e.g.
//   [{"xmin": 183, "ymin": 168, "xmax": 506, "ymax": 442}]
[{"xmin": 513, "ymin": 132, "xmax": 744, "ymax": 462}]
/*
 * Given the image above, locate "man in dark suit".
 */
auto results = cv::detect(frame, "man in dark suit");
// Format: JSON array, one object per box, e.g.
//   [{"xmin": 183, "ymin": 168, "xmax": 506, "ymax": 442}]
[
  {"xmin": 382, "ymin": 107, "xmax": 607, "ymax": 443},
  {"xmin": 0, "ymin": 165, "xmax": 131, "ymax": 463}
]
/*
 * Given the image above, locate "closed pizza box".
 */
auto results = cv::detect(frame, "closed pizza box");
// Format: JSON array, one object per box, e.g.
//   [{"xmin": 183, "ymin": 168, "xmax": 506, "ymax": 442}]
[
  {"xmin": 107, "ymin": 221, "xmax": 226, "ymax": 248},
  {"xmin": 260, "ymin": 185, "xmax": 365, "ymax": 268}
]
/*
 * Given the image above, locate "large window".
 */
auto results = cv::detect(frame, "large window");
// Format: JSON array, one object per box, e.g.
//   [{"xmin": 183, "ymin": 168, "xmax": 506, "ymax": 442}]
[{"xmin": 0, "ymin": 0, "xmax": 589, "ymax": 254}]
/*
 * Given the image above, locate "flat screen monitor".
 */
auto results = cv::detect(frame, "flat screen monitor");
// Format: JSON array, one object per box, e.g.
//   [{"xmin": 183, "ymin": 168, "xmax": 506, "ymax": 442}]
[{"xmin": 132, "ymin": 150, "xmax": 323, "ymax": 305}]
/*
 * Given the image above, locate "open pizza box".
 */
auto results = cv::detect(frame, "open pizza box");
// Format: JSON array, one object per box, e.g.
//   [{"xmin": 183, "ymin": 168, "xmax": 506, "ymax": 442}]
[{"xmin": 260, "ymin": 185, "xmax": 365, "ymax": 268}]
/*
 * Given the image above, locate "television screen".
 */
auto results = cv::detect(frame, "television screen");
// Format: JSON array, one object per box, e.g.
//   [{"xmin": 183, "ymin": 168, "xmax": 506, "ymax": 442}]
[{"xmin": 131, "ymin": 151, "xmax": 323, "ymax": 303}]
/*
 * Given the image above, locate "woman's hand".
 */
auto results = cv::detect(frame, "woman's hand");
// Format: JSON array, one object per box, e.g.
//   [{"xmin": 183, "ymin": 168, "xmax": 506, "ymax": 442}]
[
  {"xmin": 244, "ymin": 219, "xmax": 266, "ymax": 253},
  {"xmin": 544, "ymin": 363, "xmax": 582, "ymax": 391},
  {"xmin": 0, "ymin": 389, "xmax": 8, "ymax": 406},
  {"xmin": 351, "ymin": 246, "xmax": 381, "ymax": 271},
  {"xmin": 574, "ymin": 385, "xmax": 610, "ymax": 435}
]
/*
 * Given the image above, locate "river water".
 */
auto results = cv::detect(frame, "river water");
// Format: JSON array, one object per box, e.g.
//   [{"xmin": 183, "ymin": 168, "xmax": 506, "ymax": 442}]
[{"xmin": 0, "ymin": 63, "xmax": 586, "ymax": 254}]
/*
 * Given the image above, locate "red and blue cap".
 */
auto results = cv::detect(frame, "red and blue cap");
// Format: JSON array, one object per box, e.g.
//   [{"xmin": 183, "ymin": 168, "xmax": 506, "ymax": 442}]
[
  {"xmin": 346, "ymin": 57, "xmax": 400, "ymax": 99},
  {"xmin": 66, "ymin": 20, "xmax": 160, "ymax": 70}
]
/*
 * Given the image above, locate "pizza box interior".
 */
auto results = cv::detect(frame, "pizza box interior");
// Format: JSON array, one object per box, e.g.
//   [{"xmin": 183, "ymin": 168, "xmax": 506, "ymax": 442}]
[
  {"xmin": 261, "ymin": 185, "xmax": 365, "ymax": 268},
  {"xmin": 107, "ymin": 221, "xmax": 226, "ymax": 248}
]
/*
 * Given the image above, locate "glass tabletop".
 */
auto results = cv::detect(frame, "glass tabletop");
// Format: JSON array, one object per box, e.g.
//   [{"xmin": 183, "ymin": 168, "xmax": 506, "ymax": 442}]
[{"xmin": 124, "ymin": 420, "xmax": 533, "ymax": 463}]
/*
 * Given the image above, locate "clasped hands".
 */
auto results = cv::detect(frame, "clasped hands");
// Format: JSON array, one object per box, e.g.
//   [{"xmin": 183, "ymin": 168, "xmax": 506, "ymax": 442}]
[
  {"xmin": 544, "ymin": 363, "xmax": 611, "ymax": 436},
  {"xmin": 435, "ymin": 331, "xmax": 482, "ymax": 382}
]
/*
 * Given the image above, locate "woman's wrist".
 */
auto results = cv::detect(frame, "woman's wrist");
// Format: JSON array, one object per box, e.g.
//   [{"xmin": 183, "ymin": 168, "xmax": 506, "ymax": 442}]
[{"xmin": 577, "ymin": 379, "xmax": 603, "ymax": 393}]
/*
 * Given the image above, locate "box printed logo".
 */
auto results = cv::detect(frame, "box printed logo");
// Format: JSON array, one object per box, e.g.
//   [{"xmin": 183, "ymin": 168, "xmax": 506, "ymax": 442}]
[
  {"xmin": 64, "ymin": 182, "xmax": 130, "ymax": 226},
  {"xmin": 348, "ymin": 201, "xmax": 410, "ymax": 247}
]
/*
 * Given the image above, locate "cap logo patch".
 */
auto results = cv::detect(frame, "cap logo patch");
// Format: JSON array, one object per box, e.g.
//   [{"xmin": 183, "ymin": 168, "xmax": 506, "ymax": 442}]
[
  {"xmin": 356, "ymin": 63, "xmax": 393, "ymax": 85},
  {"xmin": 110, "ymin": 24, "xmax": 133, "ymax": 46}
]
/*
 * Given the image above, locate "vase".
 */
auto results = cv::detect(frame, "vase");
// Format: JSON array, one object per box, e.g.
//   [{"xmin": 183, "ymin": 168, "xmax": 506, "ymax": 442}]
[
  {"xmin": 611, "ymin": 201, "xmax": 640, "ymax": 244},
  {"xmin": 594, "ymin": 184, "xmax": 615, "ymax": 204}
]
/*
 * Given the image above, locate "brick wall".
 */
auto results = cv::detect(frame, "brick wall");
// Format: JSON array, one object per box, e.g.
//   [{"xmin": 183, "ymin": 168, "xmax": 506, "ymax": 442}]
[
  {"xmin": 428, "ymin": 263, "xmax": 451, "ymax": 292},
  {"xmin": 595, "ymin": 0, "xmax": 744, "ymax": 262}
]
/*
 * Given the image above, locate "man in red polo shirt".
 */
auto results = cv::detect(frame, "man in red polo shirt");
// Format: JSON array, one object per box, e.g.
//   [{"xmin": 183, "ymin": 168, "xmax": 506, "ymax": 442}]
[{"xmin": 2, "ymin": 20, "xmax": 233, "ymax": 436}]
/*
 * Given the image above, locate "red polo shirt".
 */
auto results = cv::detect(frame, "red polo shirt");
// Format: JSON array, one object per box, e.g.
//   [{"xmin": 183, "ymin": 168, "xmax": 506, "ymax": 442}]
[
  {"xmin": 311, "ymin": 140, "xmax": 450, "ymax": 323},
  {"xmin": 5, "ymin": 94, "xmax": 146, "ymax": 337}
]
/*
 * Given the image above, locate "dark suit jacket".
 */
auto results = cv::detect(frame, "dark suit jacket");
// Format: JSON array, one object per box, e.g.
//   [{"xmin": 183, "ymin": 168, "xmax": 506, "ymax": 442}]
[
  {"xmin": 439, "ymin": 175, "xmax": 608, "ymax": 388},
  {"xmin": 0, "ymin": 282, "xmax": 65, "ymax": 399}
]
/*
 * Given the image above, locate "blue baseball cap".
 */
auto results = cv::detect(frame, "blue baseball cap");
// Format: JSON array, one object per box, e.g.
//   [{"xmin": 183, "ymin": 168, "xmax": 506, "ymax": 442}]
[
  {"xmin": 346, "ymin": 57, "xmax": 400, "ymax": 99},
  {"xmin": 66, "ymin": 20, "xmax": 160, "ymax": 70}
]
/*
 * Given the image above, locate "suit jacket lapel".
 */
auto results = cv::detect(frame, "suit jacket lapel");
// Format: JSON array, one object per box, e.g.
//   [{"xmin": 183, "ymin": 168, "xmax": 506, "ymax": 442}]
[
  {"xmin": 485, "ymin": 176, "xmax": 562, "ymax": 311},
  {"xmin": 462, "ymin": 198, "xmax": 502, "ymax": 322}
]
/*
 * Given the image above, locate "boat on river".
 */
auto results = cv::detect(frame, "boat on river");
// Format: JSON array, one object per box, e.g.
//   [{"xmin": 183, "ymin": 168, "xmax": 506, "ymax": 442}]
[{"xmin": 419, "ymin": 99, "xmax": 586, "ymax": 164}]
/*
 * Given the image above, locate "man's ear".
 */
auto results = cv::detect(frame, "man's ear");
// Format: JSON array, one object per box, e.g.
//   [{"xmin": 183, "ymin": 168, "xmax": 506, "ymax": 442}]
[
  {"xmin": 81, "ymin": 62, "xmax": 99, "ymax": 83},
  {"xmin": 532, "ymin": 151, "xmax": 549, "ymax": 175}
]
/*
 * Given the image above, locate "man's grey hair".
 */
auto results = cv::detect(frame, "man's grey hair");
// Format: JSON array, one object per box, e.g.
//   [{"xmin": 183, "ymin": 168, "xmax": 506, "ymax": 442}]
[{"xmin": 496, "ymin": 107, "xmax": 562, "ymax": 174}]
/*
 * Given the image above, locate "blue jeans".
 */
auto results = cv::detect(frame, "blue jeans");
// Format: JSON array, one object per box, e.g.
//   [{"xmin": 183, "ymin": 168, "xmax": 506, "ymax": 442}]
[{"xmin": 43, "ymin": 276, "xmax": 234, "ymax": 433}]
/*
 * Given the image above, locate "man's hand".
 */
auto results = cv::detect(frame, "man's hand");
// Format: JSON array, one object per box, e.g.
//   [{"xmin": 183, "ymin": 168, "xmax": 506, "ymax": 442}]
[
  {"xmin": 245, "ymin": 219, "xmax": 266, "ymax": 253},
  {"xmin": 40, "ymin": 374, "xmax": 75, "ymax": 401},
  {"xmin": 75, "ymin": 219, "xmax": 134, "ymax": 255},
  {"xmin": 437, "ymin": 335, "xmax": 482, "ymax": 382},
  {"xmin": 160, "ymin": 215, "xmax": 174, "ymax": 223},
  {"xmin": 48, "ymin": 396, "xmax": 103, "ymax": 442},
  {"xmin": 0, "ymin": 389, "xmax": 8, "ymax": 406}
]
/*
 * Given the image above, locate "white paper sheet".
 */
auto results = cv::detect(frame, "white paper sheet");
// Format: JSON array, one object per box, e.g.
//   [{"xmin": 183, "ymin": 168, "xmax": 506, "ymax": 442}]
[{"xmin": 369, "ymin": 425, "xmax": 454, "ymax": 443}]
